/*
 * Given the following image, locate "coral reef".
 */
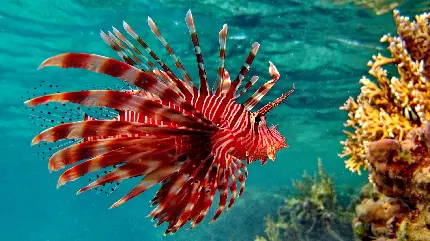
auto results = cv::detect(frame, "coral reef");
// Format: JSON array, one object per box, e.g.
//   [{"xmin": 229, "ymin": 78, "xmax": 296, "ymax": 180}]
[
  {"xmin": 396, "ymin": 208, "xmax": 430, "ymax": 241},
  {"xmin": 339, "ymin": 10, "xmax": 430, "ymax": 174},
  {"xmin": 339, "ymin": 9, "xmax": 430, "ymax": 240},
  {"xmin": 352, "ymin": 123, "xmax": 430, "ymax": 240},
  {"xmin": 334, "ymin": 7, "xmax": 430, "ymax": 240},
  {"xmin": 255, "ymin": 159, "xmax": 356, "ymax": 241}
]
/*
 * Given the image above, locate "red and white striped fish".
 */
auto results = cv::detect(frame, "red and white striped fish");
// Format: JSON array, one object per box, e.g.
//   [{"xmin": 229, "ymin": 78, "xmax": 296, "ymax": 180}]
[{"xmin": 25, "ymin": 10, "xmax": 295, "ymax": 234}]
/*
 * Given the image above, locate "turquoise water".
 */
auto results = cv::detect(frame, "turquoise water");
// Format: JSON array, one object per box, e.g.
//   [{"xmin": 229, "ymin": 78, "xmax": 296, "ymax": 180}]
[{"xmin": 1, "ymin": 0, "xmax": 426, "ymax": 240}]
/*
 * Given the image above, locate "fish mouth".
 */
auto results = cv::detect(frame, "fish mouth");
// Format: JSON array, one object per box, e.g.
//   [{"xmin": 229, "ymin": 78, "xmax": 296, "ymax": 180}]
[{"xmin": 267, "ymin": 146, "xmax": 276, "ymax": 161}]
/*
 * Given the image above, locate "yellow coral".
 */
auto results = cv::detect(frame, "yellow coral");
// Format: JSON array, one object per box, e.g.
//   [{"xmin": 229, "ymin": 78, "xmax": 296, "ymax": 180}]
[{"xmin": 340, "ymin": 10, "xmax": 430, "ymax": 174}]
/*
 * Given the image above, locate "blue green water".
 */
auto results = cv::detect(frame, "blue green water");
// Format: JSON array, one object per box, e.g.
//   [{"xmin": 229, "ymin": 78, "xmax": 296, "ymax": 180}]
[{"xmin": 1, "ymin": 0, "xmax": 426, "ymax": 240}]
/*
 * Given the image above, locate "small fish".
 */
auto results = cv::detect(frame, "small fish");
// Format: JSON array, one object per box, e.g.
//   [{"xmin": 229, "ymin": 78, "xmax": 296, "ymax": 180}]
[
  {"xmin": 329, "ymin": 37, "xmax": 384, "ymax": 51},
  {"xmin": 25, "ymin": 10, "xmax": 295, "ymax": 235},
  {"xmin": 402, "ymin": 105, "xmax": 421, "ymax": 125},
  {"xmin": 228, "ymin": 32, "xmax": 247, "ymax": 40}
]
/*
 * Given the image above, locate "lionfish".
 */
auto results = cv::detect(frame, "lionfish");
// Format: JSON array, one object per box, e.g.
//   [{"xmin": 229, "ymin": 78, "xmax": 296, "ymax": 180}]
[{"xmin": 25, "ymin": 10, "xmax": 295, "ymax": 234}]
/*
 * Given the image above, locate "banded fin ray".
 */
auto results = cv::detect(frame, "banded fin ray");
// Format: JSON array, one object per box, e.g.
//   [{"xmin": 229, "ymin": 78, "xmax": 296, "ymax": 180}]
[
  {"xmin": 243, "ymin": 61, "xmax": 281, "ymax": 110},
  {"xmin": 36, "ymin": 53, "xmax": 207, "ymax": 122},
  {"xmin": 122, "ymin": 21, "xmax": 194, "ymax": 100},
  {"xmin": 109, "ymin": 153, "xmax": 188, "ymax": 209},
  {"xmin": 100, "ymin": 31, "xmax": 140, "ymax": 68},
  {"xmin": 111, "ymin": 27, "xmax": 158, "ymax": 69},
  {"xmin": 104, "ymin": 29, "xmax": 184, "ymax": 96},
  {"xmin": 58, "ymin": 145, "xmax": 176, "ymax": 188},
  {"xmin": 215, "ymin": 24, "xmax": 228, "ymax": 95},
  {"xmin": 25, "ymin": 90, "xmax": 214, "ymax": 130},
  {"xmin": 233, "ymin": 76, "xmax": 259, "ymax": 100},
  {"xmin": 48, "ymin": 136, "xmax": 158, "ymax": 172},
  {"xmin": 147, "ymin": 17, "xmax": 196, "ymax": 92},
  {"xmin": 227, "ymin": 42, "xmax": 260, "ymax": 98},
  {"xmin": 31, "ymin": 119, "xmax": 209, "ymax": 145},
  {"xmin": 185, "ymin": 10, "xmax": 209, "ymax": 97}
]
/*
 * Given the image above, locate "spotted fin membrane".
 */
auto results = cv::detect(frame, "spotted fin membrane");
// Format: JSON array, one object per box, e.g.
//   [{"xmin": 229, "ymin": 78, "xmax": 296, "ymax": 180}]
[{"xmin": 21, "ymin": 81, "xmax": 141, "ymax": 195}]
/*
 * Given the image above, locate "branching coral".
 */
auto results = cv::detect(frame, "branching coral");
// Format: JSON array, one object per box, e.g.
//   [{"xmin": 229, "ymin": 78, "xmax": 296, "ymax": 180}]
[
  {"xmin": 255, "ymin": 159, "xmax": 355, "ymax": 241},
  {"xmin": 340, "ymin": 10, "xmax": 430, "ymax": 174}
]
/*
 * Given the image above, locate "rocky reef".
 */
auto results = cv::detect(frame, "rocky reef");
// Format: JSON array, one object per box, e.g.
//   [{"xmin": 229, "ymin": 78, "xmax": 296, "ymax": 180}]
[
  {"xmin": 353, "ymin": 183, "xmax": 409, "ymax": 240},
  {"xmin": 366, "ymin": 124, "xmax": 430, "ymax": 205},
  {"xmin": 353, "ymin": 123, "xmax": 430, "ymax": 240},
  {"xmin": 255, "ymin": 159, "xmax": 356, "ymax": 241},
  {"xmin": 340, "ymin": 9, "xmax": 430, "ymax": 241}
]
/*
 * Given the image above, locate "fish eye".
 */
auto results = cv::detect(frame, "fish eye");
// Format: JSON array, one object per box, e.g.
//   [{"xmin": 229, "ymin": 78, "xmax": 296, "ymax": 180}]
[{"xmin": 255, "ymin": 115, "xmax": 262, "ymax": 123}]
